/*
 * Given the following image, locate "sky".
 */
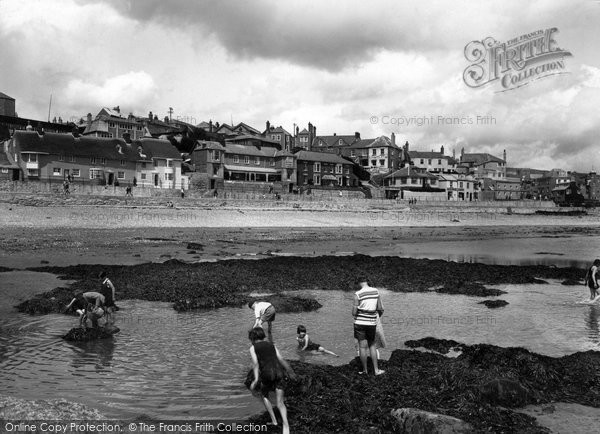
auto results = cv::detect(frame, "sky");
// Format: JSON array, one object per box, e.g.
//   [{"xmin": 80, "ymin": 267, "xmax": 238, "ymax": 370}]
[{"xmin": 1, "ymin": 0, "xmax": 599, "ymax": 172}]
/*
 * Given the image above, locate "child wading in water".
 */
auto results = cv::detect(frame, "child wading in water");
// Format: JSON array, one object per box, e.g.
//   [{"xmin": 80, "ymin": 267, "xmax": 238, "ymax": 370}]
[
  {"xmin": 296, "ymin": 325, "xmax": 339, "ymax": 356},
  {"xmin": 248, "ymin": 327, "xmax": 296, "ymax": 434},
  {"xmin": 584, "ymin": 259, "xmax": 600, "ymax": 300}
]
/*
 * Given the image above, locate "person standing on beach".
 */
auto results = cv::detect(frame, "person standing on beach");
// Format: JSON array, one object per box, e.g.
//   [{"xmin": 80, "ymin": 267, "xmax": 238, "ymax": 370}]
[
  {"xmin": 249, "ymin": 300, "xmax": 276, "ymax": 342},
  {"xmin": 248, "ymin": 327, "xmax": 296, "ymax": 434},
  {"xmin": 99, "ymin": 271, "xmax": 117, "ymax": 325},
  {"xmin": 352, "ymin": 276, "xmax": 385, "ymax": 375},
  {"xmin": 584, "ymin": 259, "xmax": 600, "ymax": 300}
]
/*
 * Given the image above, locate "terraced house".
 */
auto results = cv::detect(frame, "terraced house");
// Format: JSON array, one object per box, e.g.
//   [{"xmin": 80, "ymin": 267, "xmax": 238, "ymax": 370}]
[
  {"xmin": 345, "ymin": 134, "xmax": 402, "ymax": 174},
  {"xmin": 6, "ymin": 130, "xmax": 183, "ymax": 189},
  {"xmin": 295, "ymin": 150, "xmax": 356, "ymax": 187}
]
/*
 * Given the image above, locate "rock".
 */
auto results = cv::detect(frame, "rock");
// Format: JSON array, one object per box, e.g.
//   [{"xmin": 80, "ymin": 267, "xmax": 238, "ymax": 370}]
[
  {"xmin": 0, "ymin": 394, "xmax": 105, "ymax": 419},
  {"xmin": 479, "ymin": 379, "xmax": 529, "ymax": 407},
  {"xmin": 404, "ymin": 337, "xmax": 465, "ymax": 354},
  {"xmin": 478, "ymin": 299, "xmax": 509, "ymax": 308},
  {"xmin": 62, "ymin": 326, "xmax": 119, "ymax": 341},
  {"xmin": 186, "ymin": 242, "xmax": 204, "ymax": 250},
  {"xmin": 390, "ymin": 408, "xmax": 474, "ymax": 433},
  {"xmin": 561, "ymin": 279, "xmax": 582, "ymax": 286}
]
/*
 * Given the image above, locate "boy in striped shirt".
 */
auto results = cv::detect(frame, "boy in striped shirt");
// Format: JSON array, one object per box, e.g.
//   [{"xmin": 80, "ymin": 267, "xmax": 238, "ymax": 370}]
[{"xmin": 352, "ymin": 277, "xmax": 385, "ymax": 376}]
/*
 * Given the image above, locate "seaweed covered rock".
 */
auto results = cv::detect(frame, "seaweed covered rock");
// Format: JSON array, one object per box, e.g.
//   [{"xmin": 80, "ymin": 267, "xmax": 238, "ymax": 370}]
[
  {"xmin": 480, "ymin": 379, "xmax": 530, "ymax": 407},
  {"xmin": 62, "ymin": 326, "xmax": 119, "ymax": 341},
  {"xmin": 404, "ymin": 337, "xmax": 466, "ymax": 354},
  {"xmin": 264, "ymin": 294, "xmax": 322, "ymax": 313},
  {"xmin": 16, "ymin": 287, "xmax": 77, "ymax": 315},
  {"xmin": 561, "ymin": 279, "xmax": 583, "ymax": 286},
  {"xmin": 479, "ymin": 299, "xmax": 509, "ymax": 308},
  {"xmin": 436, "ymin": 280, "xmax": 506, "ymax": 297},
  {"xmin": 390, "ymin": 408, "xmax": 474, "ymax": 433}
]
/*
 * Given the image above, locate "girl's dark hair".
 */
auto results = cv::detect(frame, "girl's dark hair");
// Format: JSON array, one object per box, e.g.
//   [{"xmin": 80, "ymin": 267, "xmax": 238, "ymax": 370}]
[
  {"xmin": 297, "ymin": 325, "xmax": 307, "ymax": 334},
  {"xmin": 248, "ymin": 301, "xmax": 255, "ymax": 309},
  {"xmin": 249, "ymin": 327, "xmax": 266, "ymax": 342},
  {"xmin": 594, "ymin": 259, "xmax": 600, "ymax": 267}
]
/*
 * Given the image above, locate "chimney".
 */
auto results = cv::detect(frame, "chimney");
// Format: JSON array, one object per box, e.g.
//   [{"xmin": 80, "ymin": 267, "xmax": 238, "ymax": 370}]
[
  {"xmin": 391, "ymin": 132, "xmax": 396, "ymax": 147},
  {"xmin": 333, "ymin": 133, "xmax": 336, "ymax": 136},
  {"xmin": 209, "ymin": 120, "xmax": 213, "ymax": 133},
  {"xmin": 503, "ymin": 149, "xmax": 506, "ymax": 162},
  {"xmin": 355, "ymin": 131, "xmax": 360, "ymax": 139},
  {"xmin": 149, "ymin": 111, "xmax": 153, "ymax": 121},
  {"xmin": 266, "ymin": 120, "xmax": 270, "ymax": 132},
  {"xmin": 87, "ymin": 113, "xmax": 92, "ymax": 127},
  {"xmin": 452, "ymin": 148, "xmax": 456, "ymax": 159},
  {"xmin": 461, "ymin": 147, "xmax": 465, "ymax": 158},
  {"xmin": 123, "ymin": 132, "xmax": 132, "ymax": 143},
  {"xmin": 313, "ymin": 125, "xmax": 316, "ymax": 138},
  {"xmin": 441, "ymin": 145, "xmax": 444, "ymax": 155},
  {"xmin": 404, "ymin": 141, "xmax": 409, "ymax": 152},
  {"xmin": 164, "ymin": 116, "xmax": 169, "ymax": 123}
]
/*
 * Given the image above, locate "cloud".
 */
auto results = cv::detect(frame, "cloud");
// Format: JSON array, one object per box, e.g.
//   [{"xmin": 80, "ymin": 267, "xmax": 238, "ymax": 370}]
[{"xmin": 64, "ymin": 71, "xmax": 158, "ymax": 115}]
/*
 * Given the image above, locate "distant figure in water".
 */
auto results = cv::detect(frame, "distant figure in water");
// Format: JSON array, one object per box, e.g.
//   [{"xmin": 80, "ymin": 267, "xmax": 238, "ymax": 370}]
[
  {"xmin": 65, "ymin": 291, "xmax": 106, "ymax": 328},
  {"xmin": 296, "ymin": 325, "xmax": 338, "ymax": 356},
  {"xmin": 249, "ymin": 300, "xmax": 276, "ymax": 342},
  {"xmin": 584, "ymin": 259, "xmax": 600, "ymax": 300},
  {"xmin": 248, "ymin": 327, "xmax": 296, "ymax": 434}
]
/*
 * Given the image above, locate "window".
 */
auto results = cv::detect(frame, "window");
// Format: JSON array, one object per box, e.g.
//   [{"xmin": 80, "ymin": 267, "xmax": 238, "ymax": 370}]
[
  {"xmin": 255, "ymin": 157, "xmax": 260, "ymax": 165},
  {"xmin": 379, "ymin": 160, "xmax": 385, "ymax": 166},
  {"xmin": 244, "ymin": 156, "xmax": 250, "ymax": 164},
  {"xmin": 118, "ymin": 171, "xmax": 125, "ymax": 179},
  {"xmin": 431, "ymin": 179, "xmax": 437, "ymax": 185},
  {"xmin": 428, "ymin": 159, "xmax": 432, "ymax": 164},
  {"xmin": 141, "ymin": 173, "xmax": 147, "ymax": 180},
  {"xmin": 167, "ymin": 160, "xmax": 173, "ymax": 167},
  {"xmin": 350, "ymin": 150, "xmax": 356, "ymax": 157},
  {"xmin": 141, "ymin": 162, "xmax": 147, "ymax": 169},
  {"xmin": 233, "ymin": 155, "xmax": 239, "ymax": 163},
  {"xmin": 89, "ymin": 169, "xmax": 102, "ymax": 179},
  {"xmin": 313, "ymin": 174, "xmax": 321, "ymax": 185},
  {"xmin": 300, "ymin": 136, "xmax": 308, "ymax": 143},
  {"xmin": 70, "ymin": 155, "xmax": 76, "ymax": 163},
  {"xmin": 401, "ymin": 178, "xmax": 407, "ymax": 184},
  {"xmin": 335, "ymin": 165, "xmax": 342, "ymax": 174},
  {"xmin": 153, "ymin": 160, "xmax": 158, "ymax": 167},
  {"xmin": 345, "ymin": 168, "xmax": 349, "ymax": 174},
  {"xmin": 108, "ymin": 122, "xmax": 115, "ymax": 128},
  {"xmin": 411, "ymin": 178, "xmax": 418, "ymax": 184},
  {"xmin": 371, "ymin": 160, "xmax": 376, "ymax": 166},
  {"xmin": 380, "ymin": 149, "xmax": 384, "ymax": 155},
  {"xmin": 372, "ymin": 149, "xmax": 376, "ymax": 156},
  {"xmin": 339, "ymin": 139, "xmax": 343, "ymax": 145},
  {"xmin": 314, "ymin": 163, "xmax": 321, "ymax": 172},
  {"xmin": 90, "ymin": 157, "xmax": 97, "ymax": 164},
  {"xmin": 420, "ymin": 159, "xmax": 424, "ymax": 164},
  {"xmin": 27, "ymin": 169, "xmax": 39, "ymax": 177},
  {"xmin": 213, "ymin": 151, "xmax": 220, "ymax": 161},
  {"xmin": 120, "ymin": 160, "xmax": 126, "ymax": 166},
  {"xmin": 459, "ymin": 182, "xmax": 463, "ymax": 188},
  {"xmin": 72, "ymin": 169, "xmax": 80, "ymax": 177},
  {"xmin": 438, "ymin": 159, "xmax": 442, "ymax": 164},
  {"xmin": 23, "ymin": 153, "xmax": 37, "ymax": 162},
  {"xmin": 59, "ymin": 155, "xmax": 64, "ymax": 161},
  {"xmin": 1, "ymin": 168, "xmax": 7, "ymax": 174},
  {"xmin": 270, "ymin": 159, "xmax": 275, "ymax": 166},
  {"xmin": 53, "ymin": 168, "xmax": 61, "ymax": 176},
  {"xmin": 165, "ymin": 173, "xmax": 174, "ymax": 181}
]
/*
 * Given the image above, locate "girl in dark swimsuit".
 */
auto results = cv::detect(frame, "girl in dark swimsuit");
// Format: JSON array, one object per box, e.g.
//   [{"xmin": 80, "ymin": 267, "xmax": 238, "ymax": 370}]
[
  {"xmin": 248, "ymin": 327, "xmax": 296, "ymax": 434},
  {"xmin": 585, "ymin": 259, "xmax": 600, "ymax": 300}
]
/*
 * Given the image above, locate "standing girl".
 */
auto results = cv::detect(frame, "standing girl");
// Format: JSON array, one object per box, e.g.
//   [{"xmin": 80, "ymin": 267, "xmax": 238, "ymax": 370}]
[{"xmin": 249, "ymin": 327, "xmax": 296, "ymax": 434}]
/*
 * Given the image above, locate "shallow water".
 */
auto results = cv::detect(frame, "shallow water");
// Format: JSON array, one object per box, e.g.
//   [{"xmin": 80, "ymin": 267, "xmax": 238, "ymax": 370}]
[{"xmin": 0, "ymin": 272, "xmax": 599, "ymax": 420}]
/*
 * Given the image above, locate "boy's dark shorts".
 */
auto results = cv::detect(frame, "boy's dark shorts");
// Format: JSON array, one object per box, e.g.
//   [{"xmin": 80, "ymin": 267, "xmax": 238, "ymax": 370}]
[
  {"xmin": 354, "ymin": 324, "xmax": 376, "ymax": 344},
  {"xmin": 260, "ymin": 305, "xmax": 276, "ymax": 323}
]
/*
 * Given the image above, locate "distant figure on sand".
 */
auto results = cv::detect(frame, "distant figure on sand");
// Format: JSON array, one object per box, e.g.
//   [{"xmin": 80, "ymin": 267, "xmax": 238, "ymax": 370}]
[
  {"xmin": 296, "ymin": 325, "xmax": 338, "ymax": 356},
  {"xmin": 352, "ymin": 276, "xmax": 385, "ymax": 375},
  {"xmin": 65, "ymin": 291, "xmax": 106, "ymax": 328},
  {"xmin": 584, "ymin": 259, "xmax": 600, "ymax": 300},
  {"xmin": 248, "ymin": 327, "xmax": 296, "ymax": 434},
  {"xmin": 249, "ymin": 301, "xmax": 276, "ymax": 342},
  {"xmin": 99, "ymin": 271, "xmax": 117, "ymax": 325}
]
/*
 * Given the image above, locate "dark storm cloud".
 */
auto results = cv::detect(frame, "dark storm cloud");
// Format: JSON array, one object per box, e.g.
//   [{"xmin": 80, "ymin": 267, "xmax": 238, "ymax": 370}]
[{"xmin": 77, "ymin": 0, "xmax": 442, "ymax": 71}]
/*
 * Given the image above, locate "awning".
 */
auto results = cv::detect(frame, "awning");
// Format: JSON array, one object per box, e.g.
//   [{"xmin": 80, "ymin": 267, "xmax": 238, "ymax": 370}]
[{"xmin": 224, "ymin": 165, "xmax": 279, "ymax": 173}]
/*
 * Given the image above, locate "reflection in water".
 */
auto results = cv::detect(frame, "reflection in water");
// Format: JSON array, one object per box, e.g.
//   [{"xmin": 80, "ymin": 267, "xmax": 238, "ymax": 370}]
[
  {"xmin": 585, "ymin": 305, "xmax": 600, "ymax": 342},
  {"xmin": 69, "ymin": 337, "xmax": 115, "ymax": 371}
]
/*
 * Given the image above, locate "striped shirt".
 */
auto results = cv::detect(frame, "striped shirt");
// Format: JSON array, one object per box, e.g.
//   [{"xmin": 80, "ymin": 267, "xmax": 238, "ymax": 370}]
[{"xmin": 353, "ymin": 286, "xmax": 381, "ymax": 326}]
